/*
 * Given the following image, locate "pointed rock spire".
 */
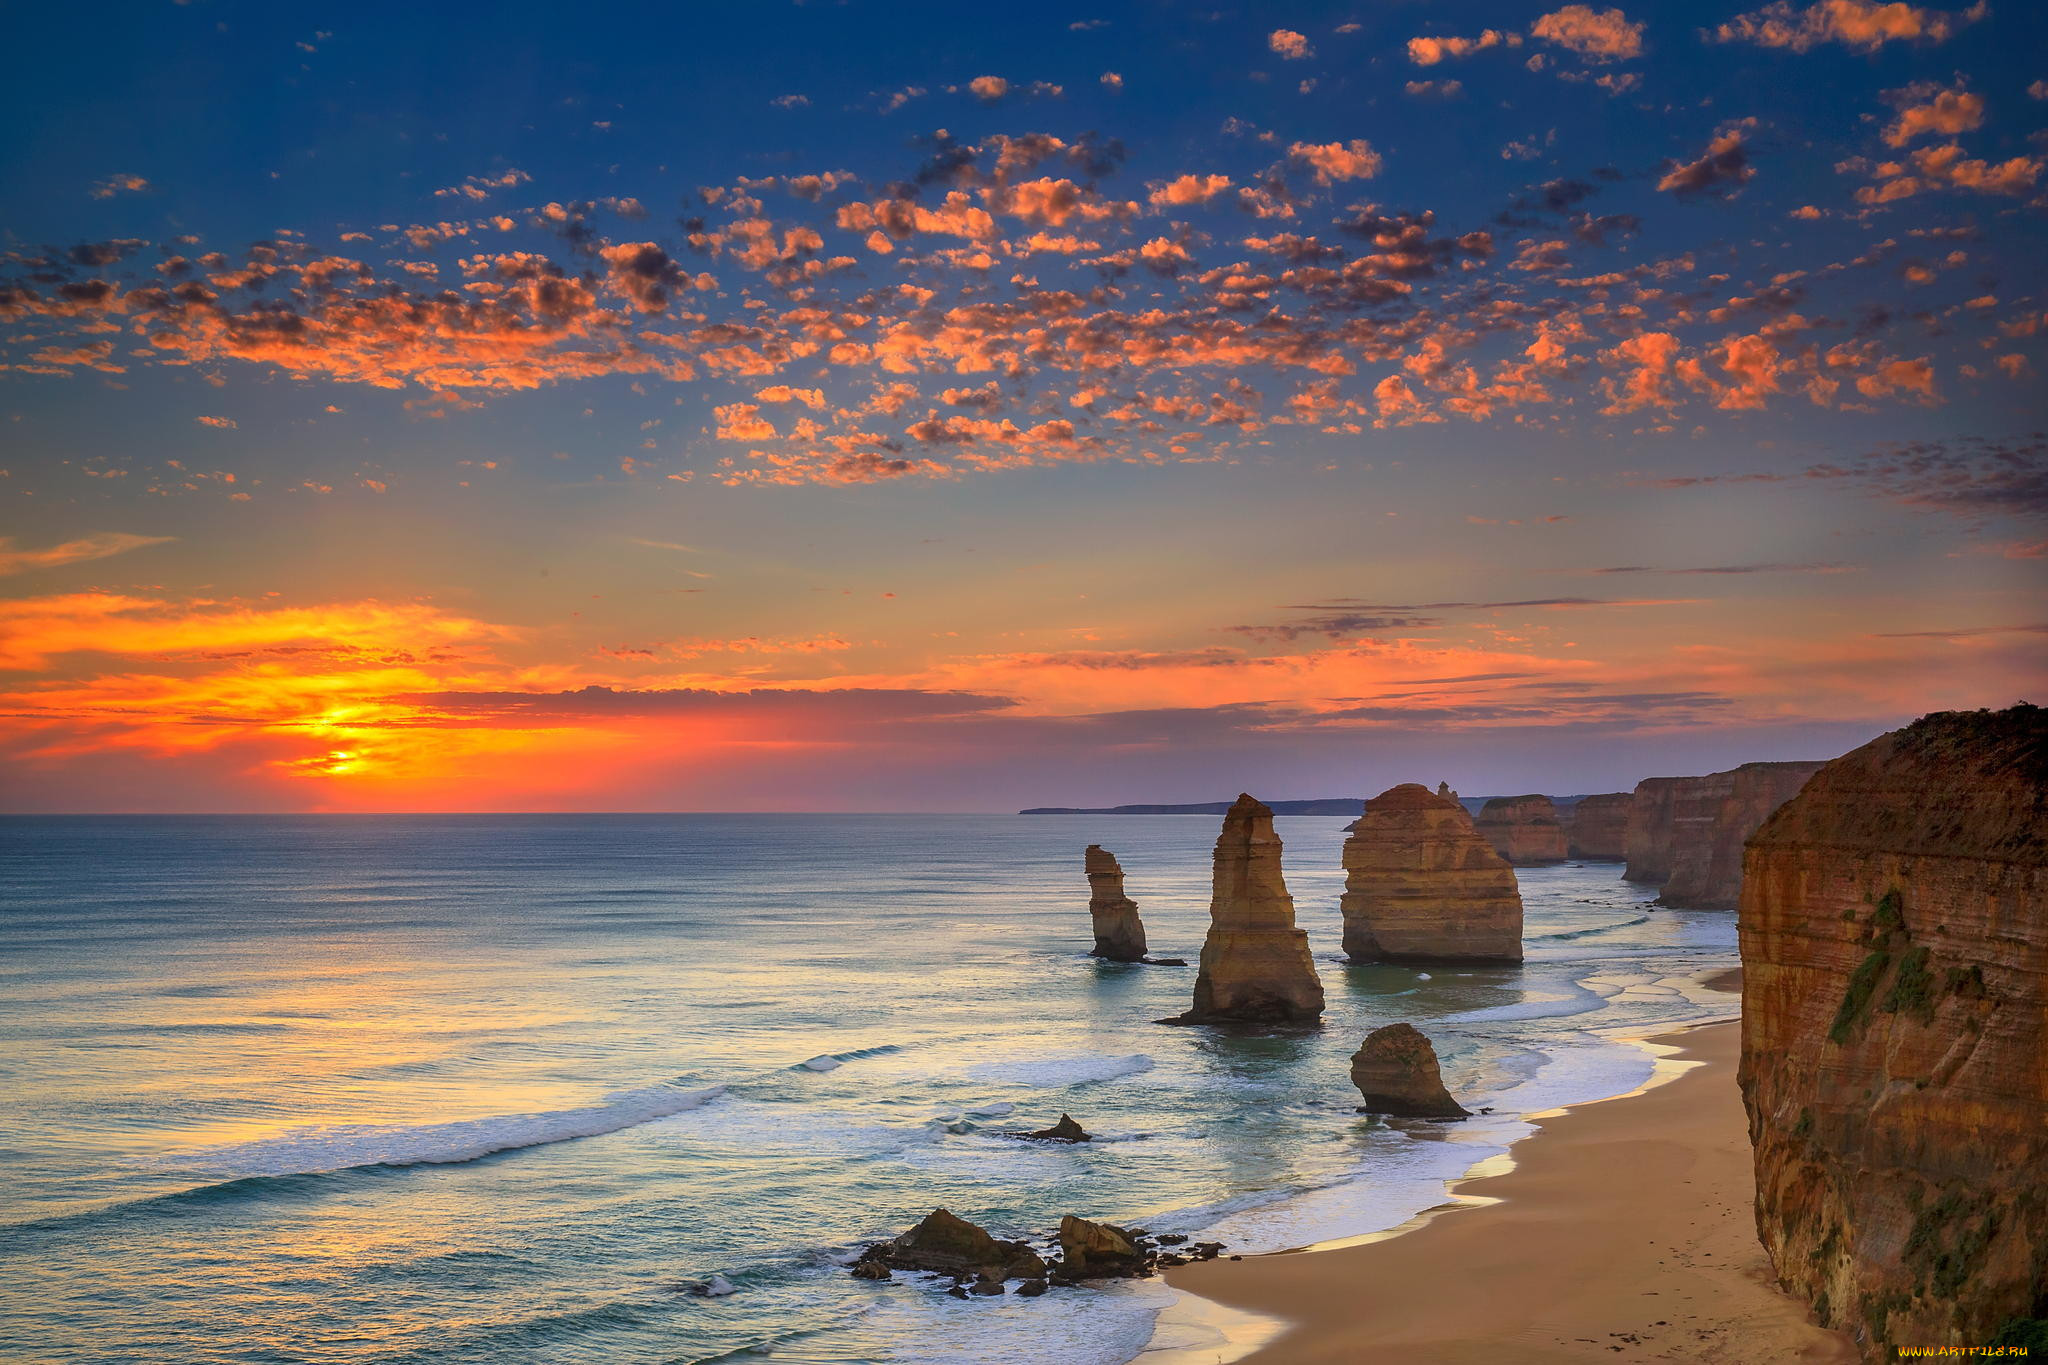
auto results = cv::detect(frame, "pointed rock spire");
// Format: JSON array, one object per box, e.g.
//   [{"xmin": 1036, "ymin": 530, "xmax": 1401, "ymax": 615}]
[
  {"xmin": 1084, "ymin": 845, "xmax": 1148, "ymax": 961},
  {"xmin": 1166, "ymin": 794, "xmax": 1324, "ymax": 1024}
]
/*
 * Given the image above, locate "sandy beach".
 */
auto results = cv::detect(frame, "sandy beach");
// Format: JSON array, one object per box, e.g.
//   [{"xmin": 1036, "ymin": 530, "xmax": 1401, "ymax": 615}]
[{"xmin": 1162, "ymin": 1012, "xmax": 1859, "ymax": 1364}]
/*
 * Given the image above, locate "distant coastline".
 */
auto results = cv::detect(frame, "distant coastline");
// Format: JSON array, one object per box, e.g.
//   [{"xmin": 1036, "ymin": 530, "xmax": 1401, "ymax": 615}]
[{"xmin": 1019, "ymin": 794, "xmax": 1601, "ymax": 816}]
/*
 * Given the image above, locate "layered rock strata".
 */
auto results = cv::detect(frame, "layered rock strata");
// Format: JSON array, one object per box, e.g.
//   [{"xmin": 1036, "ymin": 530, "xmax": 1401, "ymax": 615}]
[
  {"xmin": 1475, "ymin": 794, "xmax": 1569, "ymax": 865},
  {"xmin": 1624, "ymin": 776, "xmax": 1686, "ymax": 884},
  {"xmin": 1339, "ymin": 783, "xmax": 1523, "ymax": 964},
  {"xmin": 1084, "ymin": 845, "xmax": 1148, "ymax": 961},
  {"xmin": 1564, "ymin": 792, "xmax": 1633, "ymax": 861},
  {"xmin": 1739, "ymin": 705, "xmax": 2047, "ymax": 1357},
  {"xmin": 1167, "ymin": 794, "xmax": 1324, "ymax": 1024},
  {"xmin": 1627, "ymin": 761, "xmax": 1826, "ymax": 908},
  {"xmin": 1350, "ymin": 1022, "xmax": 1470, "ymax": 1118}
]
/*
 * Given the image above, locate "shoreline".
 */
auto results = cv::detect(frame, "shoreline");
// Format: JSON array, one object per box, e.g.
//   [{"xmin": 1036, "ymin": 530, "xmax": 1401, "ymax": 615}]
[{"xmin": 1145, "ymin": 1010, "xmax": 1856, "ymax": 1364}]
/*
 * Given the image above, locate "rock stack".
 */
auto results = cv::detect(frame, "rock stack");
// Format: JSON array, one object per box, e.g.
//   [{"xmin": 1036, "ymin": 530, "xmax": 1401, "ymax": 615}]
[
  {"xmin": 1350, "ymin": 1022, "xmax": 1470, "ymax": 1118},
  {"xmin": 1339, "ymin": 783, "xmax": 1523, "ymax": 964},
  {"xmin": 1626, "ymin": 761, "xmax": 1826, "ymax": 908},
  {"xmin": 1739, "ymin": 705, "xmax": 2046, "ymax": 1356},
  {"xmin": 1563, "ymin": 792, "xmax": 1632, "ymax": 861},
  {"xmin": 1166, "ymin": 794, "xmax": 1324, "ymax": 1025},
  {"xmin": 1474, "ymin": 795, "xmax": 1569, "ymax": 865},
  {"xmin": 1084, "ymin": 845, "xmax": 1148, "ymax": 962}
]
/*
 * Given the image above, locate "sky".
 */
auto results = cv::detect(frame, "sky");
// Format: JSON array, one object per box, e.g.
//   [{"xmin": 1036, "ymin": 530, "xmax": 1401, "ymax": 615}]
[{"xmin": 0, "ymin": 0, "xmax": 2043, "ymax": 813}]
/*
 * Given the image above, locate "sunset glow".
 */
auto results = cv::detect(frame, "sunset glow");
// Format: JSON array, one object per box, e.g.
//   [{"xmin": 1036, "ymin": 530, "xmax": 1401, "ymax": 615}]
[{"xmin": 2, "ymin": 1, "xmax": 2041, "ymax": 812}]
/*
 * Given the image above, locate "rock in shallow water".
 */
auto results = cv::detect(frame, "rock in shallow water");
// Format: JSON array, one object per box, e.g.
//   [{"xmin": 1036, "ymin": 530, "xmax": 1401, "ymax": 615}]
[
  {"xmin": 1085, "ymin": 845, "xmax": 1149, "ymax": 961},
  {"xmin": 1340, "ymin": 783, "xmax": 1523, "ymax": 965},
  {"xmin": 854, "ymin": 1207, "xmax": 1046, "ymax": 1282},
  {"xmin": 1350, "ymin": 1022, "xmax": 1470, "ymax": 1119},
  {"xmin": 1019, "ymin": 1112, "xmax": 1091, "ymax": 1143},
  {"xmin": 1166, "ymin": 794, "xmax": 1324, "ymax": 1025}
]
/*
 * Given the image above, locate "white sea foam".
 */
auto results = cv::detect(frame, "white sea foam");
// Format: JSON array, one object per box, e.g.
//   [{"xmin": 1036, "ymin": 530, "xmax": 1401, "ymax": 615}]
[
  {"xmin": 799, "ymin": 1055, "xmax": 843, "ymax": 1072},
  {"xmin": 154, "ymin": 1083, "xmax": 726, "ymax": 1177},
  {"xmin": 962, "ymin": 1053, "xmax": 1155, "ymax": 1087}
]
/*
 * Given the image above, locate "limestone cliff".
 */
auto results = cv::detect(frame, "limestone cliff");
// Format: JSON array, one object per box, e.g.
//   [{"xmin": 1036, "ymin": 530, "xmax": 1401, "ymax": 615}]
[
  {"xmin": 1659, "ymin": 761, "xmax": 1827, "ymax": 909},
  {"xmin": 1084, "ymin": 845, "xmax": 1147, "ymax": 962},
  {"xmin": 1168, "ymin": 794, "xmax": 1325, "ymax": 1024},
  {"xmin": 1340, "ymin": 783, "xmax": 1523, "ymax": 964},
  {"xmin": 1474, "ymin": 794, "xmax": 1569, "ymax": 865},
  {"xmin": 1739, "ymin": 704, "xmax": 2047, "ymax": 1357},
  {"xmin": 1624, "ymin": 776, "xmax": 1686, "ymax": 884},
  {"xmin": 1564, "ymin": 792, "xmax": 1632, "ymax": 861}
]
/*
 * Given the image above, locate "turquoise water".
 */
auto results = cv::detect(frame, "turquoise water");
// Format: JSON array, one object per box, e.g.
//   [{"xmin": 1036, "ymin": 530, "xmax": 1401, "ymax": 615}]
[{"xmin": 0, "ymin": 815, "xmax": 1739, "ymax": 1363}]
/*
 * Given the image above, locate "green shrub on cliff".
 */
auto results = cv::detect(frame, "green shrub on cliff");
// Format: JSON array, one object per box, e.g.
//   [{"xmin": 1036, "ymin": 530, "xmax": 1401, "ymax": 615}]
[{"xmin": 1830, "ymin": 950, "xmax": 1891, "ymax": 1044}]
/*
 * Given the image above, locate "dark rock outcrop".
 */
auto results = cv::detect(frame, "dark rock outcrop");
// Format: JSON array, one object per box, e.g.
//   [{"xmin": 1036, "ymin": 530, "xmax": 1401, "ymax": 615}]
[
  {"xmin": 1057, "ymin": 1216, "xmax": 1142, "ymax": 1277},
  {"xmin": 1084, "ymin": 845, "xmax": 1148, "ymax": 961},
  {"xmin": 1627, "ymin": 761, "xmax": 1827, "ymax": 908},
  {"xmin": 1339, "ymin": 783, "xmax": 1523, "ymax": 964},
  {"xmin": 1350, "ymin": 1022, "xmax": 1471, "ymax": 1118},
  {"xmin": 1166, "ymin": 794, "xmax": 1325, "ymax": 1024},
  {"xmin": 1474, "ymin": 794, "xmax": 1569, "ymax": 865},
  {"xmin": 1564, "ymin": 792, "xmax": 1632, "ymax": 861},
  {"xmin": 1021, "ymin": 1113, "xmax": 1091, "ymax": 1143},
  {"xmin": 855, "ymin": 1208, "xmax": 1047, "ymax": 1281},
  {"xmin": 1739, "ymin": 705, "xmax": 2047, "ymax": 1358}
]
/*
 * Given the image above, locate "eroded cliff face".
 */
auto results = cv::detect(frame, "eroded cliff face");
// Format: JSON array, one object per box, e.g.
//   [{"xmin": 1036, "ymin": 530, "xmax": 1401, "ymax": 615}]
[
  {"xmin": 1084, "ymin": 844, "xmax": 1147, "ymax": 962},
  {"xmin": 1171, "ymin": 794, "xmax": 1325, "ymax": 1024},
  {"xmin": 1625, "ymin": 776, "xmax": 1685, "ymax": 884},
  {"xmin": 1565, "ymin": 792, "xmax": 1632, "ymax": 861},
  {"xmin": 1661, "ymin": 761, "xmax": 1827, "ymax": 909},
  {"xmin": 1340, "ymin": 783, "xmax": 1522, "ymax": 964},
  {"xmin": 1739, "ymin": 705, "xmax": 2048, "ymax": 1357},
  {"xmin": 1475, "ymin": 794, "xmax": 1569, "ymax": 865},
  {"xmin": 1625, "ymin": 761, "xmax": 1826, "ymax": 907}
]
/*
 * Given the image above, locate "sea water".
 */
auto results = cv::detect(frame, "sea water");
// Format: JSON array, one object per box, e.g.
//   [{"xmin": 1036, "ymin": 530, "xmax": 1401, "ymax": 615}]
[{"xmin": 0, "ymin": 814, "xmax": 1740, "ymax": 1364}]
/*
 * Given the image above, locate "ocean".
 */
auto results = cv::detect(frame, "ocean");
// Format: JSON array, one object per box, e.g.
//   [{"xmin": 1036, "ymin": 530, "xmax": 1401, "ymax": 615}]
[{"xmin": 0, "ymin": 814, "xmax": 1740, "ymax": 1364}]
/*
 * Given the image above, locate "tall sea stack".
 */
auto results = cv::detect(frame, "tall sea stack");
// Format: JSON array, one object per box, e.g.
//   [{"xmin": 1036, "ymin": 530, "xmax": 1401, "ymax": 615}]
[
  {"xmin": 1739, "ymin": 705, "xmax": 2046, "ymax": 1357},
  {"xmin": 1168, "ymin": 794, "xmax": 1324, "ymax": 1025},
  {"xmin": 1340, "ymin": 783, "xmax": 1522, "ymax": 964},
  {"xmin": 1626, "ymin": 761, "xmax": 1826, "ymax": 908},
  {"xmin": 1564, "ymin": 792, "xmax": 1632, "ymax": 861},
  {"xmin": 1474, "ymin": 795, "xmax": 1569, "ymax": 865},
  {"xmin": 1084, "ymin": 845, "xmax": 1147, "ymax": 962}
]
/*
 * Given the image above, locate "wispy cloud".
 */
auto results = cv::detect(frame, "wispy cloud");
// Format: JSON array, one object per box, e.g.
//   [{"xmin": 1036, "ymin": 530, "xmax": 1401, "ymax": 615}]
[{"xmin": 0, "ymin": 532, "xmax": 174, "ymax": 577}]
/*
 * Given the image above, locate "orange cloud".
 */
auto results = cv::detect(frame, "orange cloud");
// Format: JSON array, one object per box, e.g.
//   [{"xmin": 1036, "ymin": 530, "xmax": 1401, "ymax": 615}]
[
  {"xmin": 1287, "ymin": 140, "xmax": 1383, "ymax": 185},
  {"xmin": 1883, "ymin": 83, "xmax": 1985, "ymax": 146},
  {"xmin": 1150, "ymin": 174, "xmax": 1234, "ymax": 208},
  {"xmin": 1406, "ymin": 30, "xmax": 1519, "ymax": 65},
  {"xmin": 1712, "ymin": 0, "xmax": 1979, "ymax": 51},
  {"xmin": 1530, "ymin": 6, "xmax": 1644, "ymax": 60},
  {"xmin": 1268, "ymin": 29, "xmax": 1312, "ymax": 59}
]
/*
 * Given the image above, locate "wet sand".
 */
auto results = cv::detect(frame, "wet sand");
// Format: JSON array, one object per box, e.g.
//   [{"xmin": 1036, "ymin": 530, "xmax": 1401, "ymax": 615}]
[{"xmin": 1159, "ymin": 1019, "xmax": 1857, "ymax": 1364}]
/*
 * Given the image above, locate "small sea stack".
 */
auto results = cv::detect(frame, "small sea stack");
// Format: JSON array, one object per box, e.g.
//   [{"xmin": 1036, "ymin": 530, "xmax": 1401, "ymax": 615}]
[
  {"xmin": 1474, "ymin": 795, "xmax": 1569, "ymax": 865},
  {"xmin": 1563, "ymin": 792, "xmax": 1632, "ymax": 861},
  {"xmin": 1083, "ymin": 845, "xmax": 1148, "ymax": 962},
  {"xmin": 1166, "ymin": 794, "xmax": 1325, "ymax": 1025},
  {"xmin": 1340, "ymin": 783, "xmax": 1523, "ymax": 965},
  {"xmin": 1350, "ymin": 1022, "xmax": 1470, "ymax": 1119}
]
